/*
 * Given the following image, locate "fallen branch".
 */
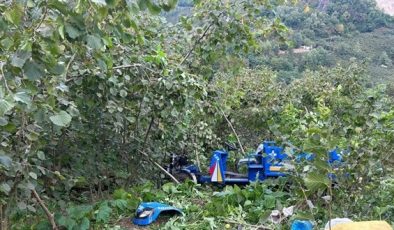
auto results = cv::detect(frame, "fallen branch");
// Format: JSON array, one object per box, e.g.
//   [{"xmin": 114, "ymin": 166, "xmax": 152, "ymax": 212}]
[
  {"xmin": 218, "ymin": 108, "xmax": 246, "ymax": 156},
  {"xmin": 223, "ymin": 219, "xmax": 273, "ymax": 230},
  {"xmin": 113, "ymin": 63, "xmax": 158, "ymax": 74},
  {"xmin": 113, "ymin": 63, "xmax": 142, "ymax": 69},
  {"xmin": 137, "ymin": 150, "xmax": 180, "ymax": 184},
  {"xmin": 32, "ymin": 189, "xmax": 58, "ymax": 230}
]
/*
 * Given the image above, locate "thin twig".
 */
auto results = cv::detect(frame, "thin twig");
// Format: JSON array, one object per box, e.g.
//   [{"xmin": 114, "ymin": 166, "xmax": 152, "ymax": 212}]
[
  {"xmin": 142, "ymin": 117, "xmax": 154, "ymax": 149},
  {"xmin": 179, "ymin": 12, "xmax": 224, "ymax": 66},
  {"xmin": 180, "ymin": 24, "xmax": 214, "ymax": 66},
  {"xmin": 218, "ymin": 107, "xmax": 246, "ymax": 156},
  {"xmin": 32, "ymin": 189, "xmax": 58, "ymax": 230},
  {"xmin": 0, "ymin": 62, "xmax": 10, "ymax": 93},
  {"xmin": 113, "ymin": 63, "xmax": 158, "ymax": 74},
  {"xmin": 223, "ymin": 219, "xmax": 272, "ymax": 230},
  {"xmin": 64, "ymin": 53, "xmax": 76, "ymax": 79},
  {"xmin": 113, "ymin": 63, "xmax": 143, "ymax": 69},
  {"xmin": 34, "ymin": 5, "xmax": 48, "ymax": 32}
]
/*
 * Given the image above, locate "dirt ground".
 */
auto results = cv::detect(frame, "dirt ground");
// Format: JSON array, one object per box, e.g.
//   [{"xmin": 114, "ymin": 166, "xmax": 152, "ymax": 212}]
[{"xmin": 376, "ymin": 0, "xmax": 394, "ymax": 16}]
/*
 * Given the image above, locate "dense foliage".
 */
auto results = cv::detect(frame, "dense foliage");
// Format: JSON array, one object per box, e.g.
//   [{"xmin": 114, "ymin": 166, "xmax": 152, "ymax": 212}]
[{"xmin": 0, "ymin": 0, "xmax": 393, "ymax": 229}]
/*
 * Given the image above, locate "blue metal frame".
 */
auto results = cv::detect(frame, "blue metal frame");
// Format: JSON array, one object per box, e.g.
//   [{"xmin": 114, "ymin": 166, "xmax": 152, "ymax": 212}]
[{"xmin": 178, "ymin": 141, "xmax": 344, "ymax": 185}]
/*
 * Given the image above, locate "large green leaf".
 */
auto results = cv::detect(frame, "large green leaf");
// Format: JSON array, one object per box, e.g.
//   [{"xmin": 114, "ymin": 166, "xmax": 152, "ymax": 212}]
[
  {"xmin": 65, "ymin": 24, "xmax": 82, "ymax": 39},
  {"xmin": 0, "ymin": 155, "xmax": 12, "ymax": 168},
  {"xmin": 304, "ymin": 172, "xmax": 329, "ymax": 192},
  {"xmin": 50, "ymin": 111, "xmax": 72, "ymax": 127},
  {"xmin": 4, "ymin": 5, "xmax": 23, "ymax": 25},
  {"xmin": 95, "ymin": 203, "xmax": 112, "ymax": 223},
  {"xmin": 68, "ymin": 205, "xmax": 93, "ymax": 219},
  {"xmin": 11, "ymin": 51, "xmax": 31, "ymax": 68},
  {"xmin": 86, "ymin": 35, "xmax": 103, "ymax": 50},
  {"xmin": 14, "ymin": 92, "xmax": 31, "ymax": 105},
  {"xmin": 79, "ymin": 217, "xmax": 90, "ymax": 230},
  {"xmin": 23, "ymin": 60, "xmax": 45, "ymax": 81},
  {"xmin": 0, "ymin": 182, "xmax": 11, "ymax": 195},
  {"xmin": 0, "ymin": 99, "xmax": 15, "ymax": 116}
]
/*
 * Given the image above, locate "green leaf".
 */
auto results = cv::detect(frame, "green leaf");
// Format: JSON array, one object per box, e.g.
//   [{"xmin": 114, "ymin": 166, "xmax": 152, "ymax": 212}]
[
  {"xmin": 29, "ymin": 172, "xmax": 37, "ymax": 180},
  {"xmin": 0, "ymin": 117, "xmax": 8, "ymax": 126},
  {"xmin": 14, "ymin": 92, "xmax": 31, "ymax": 105},
  {"xmin": 264, "ymin": 195, "xmax": 276, "ymax": 209},
  {"xmin": 0, "ymin": 155, "xmax": 12, "ymax": 168},
  {"xmin": 50, "ymin": 111, "xmax": 72, "ymax": 127},
  {"xmin": 4, "ymin": 5, "xmax": 23, "ymax": 25},
  {"xmin": 120, "ymin": 89, "xmax": 127, "ymax": 98},
  {"xmin": 79, "ymin": 217, "xmax": 90, "ymax": 230},
  {"xmin": 244, "ymin": 200, "xmax": 252, "ymax": 206},
  {"xmin": 0, "ymin": 183, "xmax": 11, "ymax": 194},
  {"xmin": 113, "ymin": 188, "xmax": 128, "ymax": 199},
  {"xmin": 91, "ymin": 0, "xmax": 106, "ymax": 5},
  {"xmin": 48, "ymin": 63, "xmax": 65, "ymax": 75},
  {"xmin": 1, "ymin": 37, "xmax": 14, "ymax": 50},
  {"xmin": 112, "ymin": 199, "xmax": 127, "ymax": 210},
  {"xmin": 65, "ymin": 25, "xmax": 82, "ymax": 39},
  {"xmin": 68, "ymin": 205, "xmax": 93, "ymax": 219},
  {"xmin": 96, "ymin": 203, "xmax": 112, "ymax": 223},
  {"xmin": 304, "ymin": 172, "xmax": 329, "ymax": 192},
  {"xmin": 37, "ymin": 151, "xmax": 45, "ymax": 160},
  {"xmin": 86, "ymin": 35, "xmax": 103, "ymax": 50},
  {"xmin": 141, "ymin": 0, "xmax": 161, "ymax": 14},
  {"xmin": 67, "ymin": 106, "xmax": 80, "ymax": 117},
  {"xmin": 160, "ymin": 0, "xmax": 178, "ymax": 11},
  {"xmin": 162, "ymin": 182, "xmax": 178, "ymax": 194},
  {"xmin": 11, "ymin": 51, "xmax": 32, "ymax": 68},
  {"xmin": 0, "ymin": 99, "xmax": 15, "ymax": 116},
  {"xmin": 58, "ymin": 25, "xmax": 65, "ymax": 39},
  {"xmin": 60, "ymin": 217, "xmax": 76, "ymax": 230},
  {"xmin": 17, "ymin": 201, "xmax": 27, "ymax": 210},
  {"xmin": 23, "ymin": 60, "xmax": 45, "ymax": 81}
]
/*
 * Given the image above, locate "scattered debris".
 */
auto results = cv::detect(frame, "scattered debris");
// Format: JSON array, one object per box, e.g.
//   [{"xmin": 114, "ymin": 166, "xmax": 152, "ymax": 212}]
[
  {"xmin": 269, "ymin": 206, "xmax": 295, "ymax": 224},
  {"xmin": 282, "ymin": 206, "xmax": 294, "ymax": 217},
  {"xmin": 269, "ymin": 210, "xmax": 281, "ymax": 224},
  {"xmin": 132, "ymin": 202, "xmax": 183, "ymax": 226},
  {"xmin": 306, "ymin": 200, "xmax": 315, "ymax": 209}
]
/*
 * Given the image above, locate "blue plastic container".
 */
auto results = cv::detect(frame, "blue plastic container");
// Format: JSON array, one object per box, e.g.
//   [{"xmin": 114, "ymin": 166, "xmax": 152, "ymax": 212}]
[{"xmin": 291, "ymin": 220, "xmax": 313, "ymax": 230}]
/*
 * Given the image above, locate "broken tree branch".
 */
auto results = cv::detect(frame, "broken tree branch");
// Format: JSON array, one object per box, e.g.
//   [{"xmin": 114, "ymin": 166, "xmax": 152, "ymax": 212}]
[
  {"xmin": 113, "ymin": 63, "xmax": 159, "ymax": 74},
  {"xmin": 218, "ymin": 107, "xmax": 246, "ymax": 156},
  {"xmin": 32, "ymin": 189, "xmax": 58, "ymax": 230},
  {"xmin": 137, "ymin": 149, "xmax": 180, "ymax": 184}
]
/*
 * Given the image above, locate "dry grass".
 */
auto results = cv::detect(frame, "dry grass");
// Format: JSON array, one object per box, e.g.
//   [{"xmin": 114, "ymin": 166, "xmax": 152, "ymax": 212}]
[{"xmin": 376, "ymin": 0, "xmax": 394, "ymax": 16}]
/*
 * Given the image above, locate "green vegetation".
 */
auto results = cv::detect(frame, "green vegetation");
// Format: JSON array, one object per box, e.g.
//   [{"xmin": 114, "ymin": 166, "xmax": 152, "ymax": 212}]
[
  {"xmin": 0, "ymin": 0, "xmax": 394, "ymax": 229},
  {"xmin": 251, "ymin": 0, "xmax": 394, "ymax": 83}
]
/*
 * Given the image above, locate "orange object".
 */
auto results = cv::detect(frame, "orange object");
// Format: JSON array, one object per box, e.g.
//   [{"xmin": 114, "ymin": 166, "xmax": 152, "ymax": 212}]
[{"xmin": 332, "ymin": 221, "xmax": 392, "ymax": 230}]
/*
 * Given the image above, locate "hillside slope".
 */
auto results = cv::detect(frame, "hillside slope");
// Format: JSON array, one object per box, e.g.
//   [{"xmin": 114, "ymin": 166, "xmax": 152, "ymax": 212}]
[{"xmin": 376, "ymin": 0, "xmax": 394, "ymax": 16}]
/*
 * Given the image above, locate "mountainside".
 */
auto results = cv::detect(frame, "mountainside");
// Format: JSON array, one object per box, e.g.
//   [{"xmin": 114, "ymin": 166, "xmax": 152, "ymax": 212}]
[{"xmin": 376, "ymin": 0, "xmax": 394, "ymax": 16}]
